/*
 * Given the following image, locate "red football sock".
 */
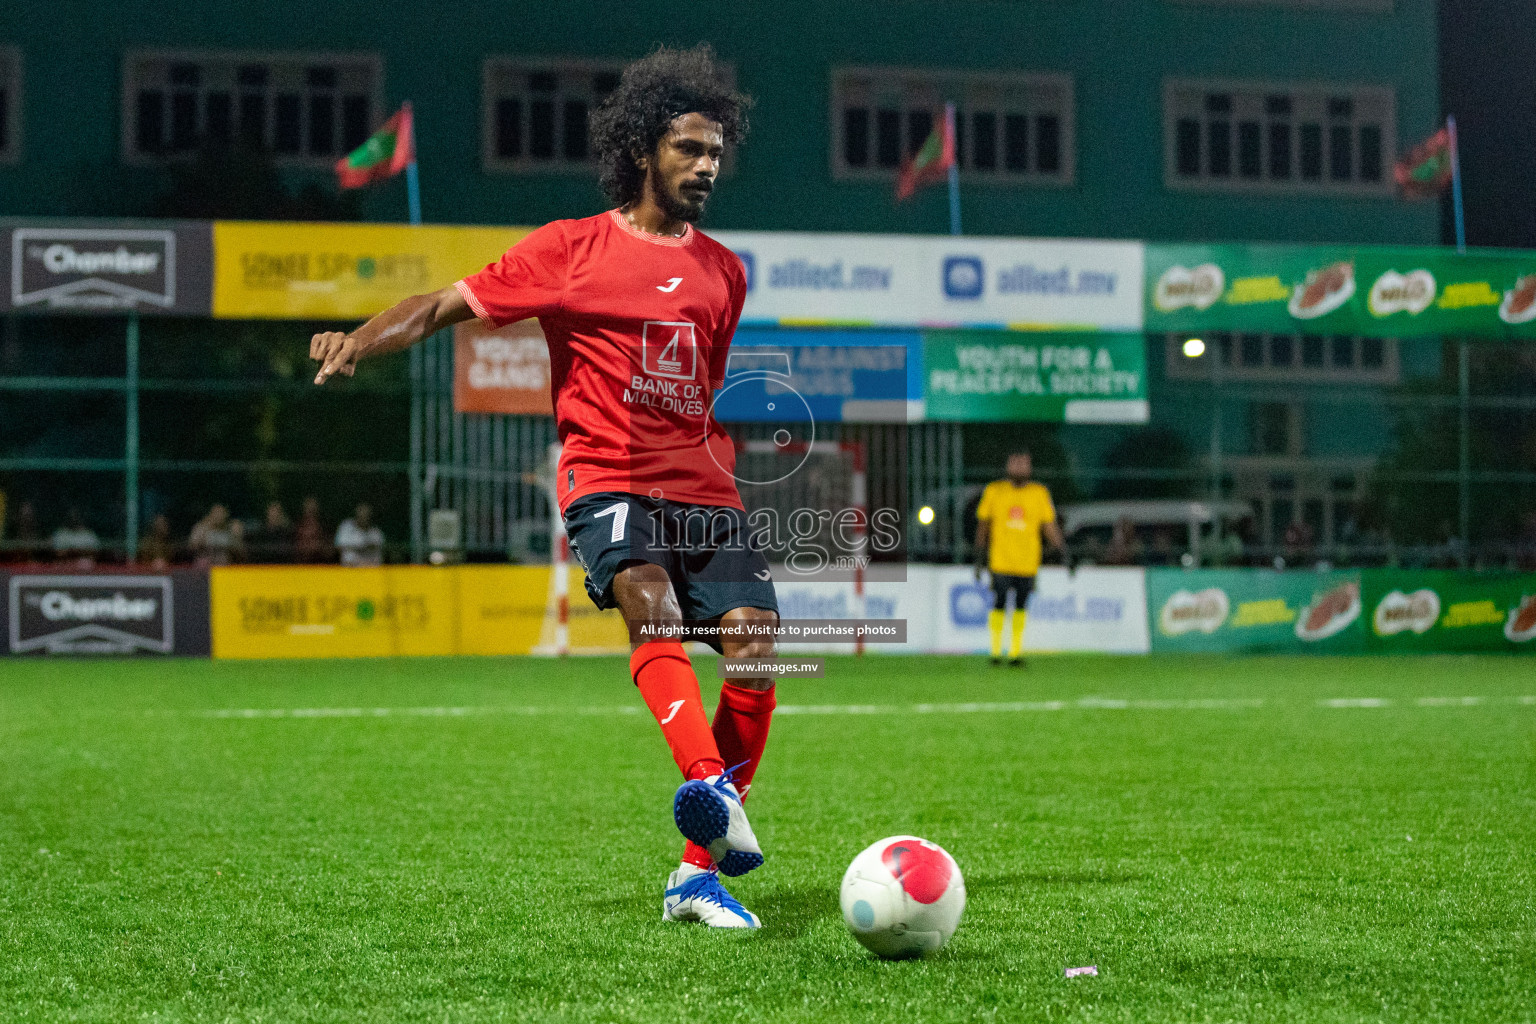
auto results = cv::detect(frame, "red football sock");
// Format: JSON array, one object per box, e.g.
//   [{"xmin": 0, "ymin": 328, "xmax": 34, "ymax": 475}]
[
  {"xmin": 681, "ymin": 841, "xmax": 715, "ymax": 870},
  {"xmin": 631, "ymin": 640, "xmax": 724, "ymax": 781},
  {"xmin": 712, "ymin": 681, "xmax": 777, "ymax": 798},
  {"xmin": 680, "ymin": 682, "xmax": 777, "ymax": 870}
]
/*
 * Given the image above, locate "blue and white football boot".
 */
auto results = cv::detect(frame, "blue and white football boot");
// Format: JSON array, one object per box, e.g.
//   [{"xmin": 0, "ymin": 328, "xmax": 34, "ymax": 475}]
[
  {"xmin": 672, "ymin": 767, "xmax": 764, "ymax": 877},
  {"xmin": 662, "ymin": 864, "xmax": 761, "ymax": 928}
]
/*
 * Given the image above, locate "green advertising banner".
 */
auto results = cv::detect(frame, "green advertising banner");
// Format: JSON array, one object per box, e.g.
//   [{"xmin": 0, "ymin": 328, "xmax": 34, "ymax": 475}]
[
  {"xmin": 1365, "ymin": 571, "xmax": 1536, "ymax": 652},
  {"xmin": 922, "ymin": 331, "xmax": 1148, "ymax": 423},
  {"xmin": 1147, "ymin": 568, "xmax": 1365, "ymax": 653},
  {"xmin": 1145, "ymin": 243, "xmax": 1536, "ymax": 339}
]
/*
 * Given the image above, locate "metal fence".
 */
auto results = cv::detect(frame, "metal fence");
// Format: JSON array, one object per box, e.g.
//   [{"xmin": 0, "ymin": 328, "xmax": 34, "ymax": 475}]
[{"xmin": 3, "ymin": 315, "xmax": 1534, "ymax": 571}]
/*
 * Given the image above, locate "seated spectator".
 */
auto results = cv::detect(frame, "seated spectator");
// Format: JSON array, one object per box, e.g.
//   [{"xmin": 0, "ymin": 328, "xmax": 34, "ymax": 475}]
[
  {"xmin": 1518, "ymin": 511, "xmax": 1536, "ymax": 571},
  {"xmin": 189, "ymin": 504, "xmax": 245, "ymax": 566},
  {"xmin": 1146, "ymin": 527, "xmax": 1179, "ymax": 567},
  {"xmin": 52, "ymin": 508, "xmax": 101, "ymax": 567},
  {"xmin": 1283, "ymin": 520, "xmax": 1316, "ymax": 567},
  {"xmin": 1100, "ymin": 517, "xmax": 1144, "ymax": 566},
  {"xmin": 335, "ymin": 503, "xmax": 384, "ymax": 566},
  {"xmin": 249, "ymin": 501, "xmax": 295, "ymax": 563},
  {"xmin": 1209, "ymin": 519, "xmax": 1245, "ymax": 567},
  {"xmin": 293, "ymin": 496, "xmax": 330, "ymax": 564},
  {"xmin": 139, "ymin": 514, "xmax": 176, "ymax": 569},
  {"xmin": 9, "ymin": 501, "xmax": 43, "ymax": 563}
]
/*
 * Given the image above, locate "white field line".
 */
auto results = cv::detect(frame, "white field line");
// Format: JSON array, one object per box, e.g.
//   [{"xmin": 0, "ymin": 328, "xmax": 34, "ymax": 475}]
[{"xmin": 179, "ymin": 696, "xmax": 1535, "ymax": 720}]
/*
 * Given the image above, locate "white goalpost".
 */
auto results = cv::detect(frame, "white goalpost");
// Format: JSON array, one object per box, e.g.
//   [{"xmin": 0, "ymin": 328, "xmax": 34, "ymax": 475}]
[
  {"xmin": 533, "ymin": 442, "xmax": 570, "ymax": 657},
  {"xmin": 735, "ymin": 437, "xmax": 870, "ymax": 655}
]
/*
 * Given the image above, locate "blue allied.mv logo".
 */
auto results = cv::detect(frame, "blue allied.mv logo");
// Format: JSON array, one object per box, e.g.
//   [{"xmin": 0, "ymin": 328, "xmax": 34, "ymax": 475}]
[
  {"xmin": 734, "ymin": 250, "xmax": 756, "ymax": 292},
  {"xmin": 950, "ymin": 584, "xmax": 991, "ymax": 627},
  {"xmin": 943, "ymin": 256, "xmax": 984, "ymax": 299}
]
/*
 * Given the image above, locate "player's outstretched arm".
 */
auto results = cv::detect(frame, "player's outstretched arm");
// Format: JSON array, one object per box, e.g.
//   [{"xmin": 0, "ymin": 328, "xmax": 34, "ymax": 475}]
[{"xmin": 311, "ymin": 285, "xmax": 474, "ymax": 385}]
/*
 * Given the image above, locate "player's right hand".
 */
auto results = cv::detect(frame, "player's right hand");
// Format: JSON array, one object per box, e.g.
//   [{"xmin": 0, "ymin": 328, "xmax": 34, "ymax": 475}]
[{"xmin": 311, "ymin": 331, "xmax": 360, "ymax": 384}]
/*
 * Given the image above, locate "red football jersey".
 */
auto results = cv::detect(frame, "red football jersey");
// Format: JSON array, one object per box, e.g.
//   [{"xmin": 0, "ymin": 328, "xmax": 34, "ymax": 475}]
[{"xmin": 456, "ymin": 209, "xmax": 747, "ymax": 512}]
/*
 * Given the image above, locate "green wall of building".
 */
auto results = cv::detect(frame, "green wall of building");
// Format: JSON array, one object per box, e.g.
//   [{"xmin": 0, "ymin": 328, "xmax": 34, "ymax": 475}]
[{"xmin": 2, "ymin": 0, "xmax": 1439, "ymax": 244}]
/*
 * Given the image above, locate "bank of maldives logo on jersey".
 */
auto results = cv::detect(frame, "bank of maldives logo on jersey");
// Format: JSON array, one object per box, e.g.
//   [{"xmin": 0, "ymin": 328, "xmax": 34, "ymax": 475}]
[{"xmin": 641, "ymin": 321, "xmax": 699, "ymax": 380}]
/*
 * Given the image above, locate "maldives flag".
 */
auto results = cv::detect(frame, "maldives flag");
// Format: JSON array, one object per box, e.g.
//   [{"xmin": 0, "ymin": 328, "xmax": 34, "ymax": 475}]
[
  {"xmin": 336, "ymin": 103, "xmax": 415, "ymax": 189},
  {"xmin": 1394, "ymin": 126, "xmax": 1453, "ymax": 199},
  {"xmin": 895, "ymin": 105, "xmax": 956, "ymax": 201}
]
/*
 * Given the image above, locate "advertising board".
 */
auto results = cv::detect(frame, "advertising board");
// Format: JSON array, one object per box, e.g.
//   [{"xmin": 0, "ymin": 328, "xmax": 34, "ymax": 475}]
[
  {"xmin": 714, "ymin": 231, "xmax": 1145, "ymax": 332},
  {"xmin": 1146, "ymin": 243, "xmax": 1536, "ymax": 339},
  {"xmin": 1, "ymin": 220, "xmax": 212, "ymax": 315},
  {"xmin": 212, "ymin": 222, "xmax": 526, "ymax": 320},
  {"xmin": 2, "ymin": 569, "xmax": 210, "ymax": 656},
  {"xmin": 1147, "ymin": 568, "xmax": 1366, "ymax": 653}
]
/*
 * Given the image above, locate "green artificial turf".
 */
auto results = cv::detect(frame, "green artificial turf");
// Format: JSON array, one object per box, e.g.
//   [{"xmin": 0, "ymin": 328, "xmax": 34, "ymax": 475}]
[{"xmin": 0, "ymin": 654, "xmax": 1532, "ymax": 1023}]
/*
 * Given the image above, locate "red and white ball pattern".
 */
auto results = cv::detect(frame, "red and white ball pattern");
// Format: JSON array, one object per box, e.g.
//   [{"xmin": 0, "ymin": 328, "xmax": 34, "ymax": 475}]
[{"xmin": 840, "ymin": 836, "xmax": 966, "ymax": 958}]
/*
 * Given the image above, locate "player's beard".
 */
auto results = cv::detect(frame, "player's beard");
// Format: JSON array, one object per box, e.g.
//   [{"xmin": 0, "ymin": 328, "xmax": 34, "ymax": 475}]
[{"xmin": 654, "ymin": 164, "xmax": 709, "ymax": 223}]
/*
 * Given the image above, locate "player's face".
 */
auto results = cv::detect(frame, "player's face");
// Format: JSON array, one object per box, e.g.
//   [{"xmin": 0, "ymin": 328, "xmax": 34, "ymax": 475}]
[
  {"xmin": 1007, "ymin": 454, "xmax": 1032, "ymax": 481},
  {"xmin": 648, "ymin": 113, "xmax": 724, "ymax": 222}
]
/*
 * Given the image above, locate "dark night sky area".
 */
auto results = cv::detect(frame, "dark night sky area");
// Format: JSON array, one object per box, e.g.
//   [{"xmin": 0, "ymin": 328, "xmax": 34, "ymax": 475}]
[{"xmin": 1440, "ymin": 0, "xmax": 1536, "ymax": 248}]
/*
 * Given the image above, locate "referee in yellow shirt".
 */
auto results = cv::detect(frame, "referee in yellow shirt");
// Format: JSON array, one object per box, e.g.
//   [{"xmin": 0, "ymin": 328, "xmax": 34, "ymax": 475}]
[{"xmin": 974, "ymin": 451, "xmax": 1067, "ymax": 666}]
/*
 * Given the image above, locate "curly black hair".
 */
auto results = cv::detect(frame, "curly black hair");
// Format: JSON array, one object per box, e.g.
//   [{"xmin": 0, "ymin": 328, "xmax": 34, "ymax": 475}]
[{"xmin": 589, "ymin": 44, "xmax": 751, "ymax": 207}]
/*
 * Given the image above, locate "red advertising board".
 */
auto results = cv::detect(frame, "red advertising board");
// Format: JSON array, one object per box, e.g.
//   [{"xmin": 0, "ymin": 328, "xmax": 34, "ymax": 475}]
[{"xmin": 453, "ymin": 317, "xmax": 553, "ymax": 415}]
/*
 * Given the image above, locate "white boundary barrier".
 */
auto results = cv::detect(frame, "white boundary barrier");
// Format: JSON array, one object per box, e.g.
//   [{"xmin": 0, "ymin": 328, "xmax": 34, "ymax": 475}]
[{"xmin": 768, "ymin": 565, "xmax": 1149, "ymax": 655}]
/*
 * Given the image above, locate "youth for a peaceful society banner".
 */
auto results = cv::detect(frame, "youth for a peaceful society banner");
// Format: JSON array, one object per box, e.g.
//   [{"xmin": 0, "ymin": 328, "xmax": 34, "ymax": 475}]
[
  {"xmin": 922, "ymin": 331, "xmax": 1148, "ymax": 423},
  {"xmin": 1146, "ymin": 243, "xmax": 1536, "ymax": 339}
]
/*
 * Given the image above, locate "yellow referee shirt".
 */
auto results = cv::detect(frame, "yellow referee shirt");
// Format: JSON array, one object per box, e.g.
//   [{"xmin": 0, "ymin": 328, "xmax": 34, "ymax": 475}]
[{"xmin": 977, "ymin": 480, "xmax": 1056, "ymax": 576}]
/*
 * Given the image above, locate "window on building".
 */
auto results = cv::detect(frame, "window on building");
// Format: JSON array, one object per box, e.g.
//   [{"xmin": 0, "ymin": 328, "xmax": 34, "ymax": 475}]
[
  {"xmin": 833, "ymin": 67, "xmax": 1073, "ymax": 185},
  {"xmin": 124, "ymin": 52, "xmax": 379, "ymax": 164},
  {"xmin": 1170, "ymin": 0, "xmax": 1394, "ymax": 11},
  {"xmin": 1166, "ymin": 332, "xmax": 1399, "ymax": 383},
  {"xmin": 481, "ymin": 58, "xmax": 629, "ymax": 173},
  {"xmin": 1165, "ymin": 79, "xmax": 1394, "ymax": 195},
  {"xmin": 0, "ymin": 47, "xmax": 20, "ymax": 164},
  {"xmin": 1252, "ymin": 403, "xmax": 1295, "ymax": 456}
]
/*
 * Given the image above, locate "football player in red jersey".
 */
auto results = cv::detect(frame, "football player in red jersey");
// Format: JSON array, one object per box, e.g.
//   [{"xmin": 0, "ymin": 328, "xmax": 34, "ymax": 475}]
[{"xmin": 310, "ymin": 46, "xmax": 775, "ymax": 928}]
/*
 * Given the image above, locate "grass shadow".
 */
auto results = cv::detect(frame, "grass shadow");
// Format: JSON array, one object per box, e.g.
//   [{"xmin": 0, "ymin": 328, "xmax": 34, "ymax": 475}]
[
  {"xmin": 750, "ymin": 882, "xmax": 841, "ymax": 940},
  {"xmin": 975, "ymin": 871, "xmax": 1143, "ymax": 889}
]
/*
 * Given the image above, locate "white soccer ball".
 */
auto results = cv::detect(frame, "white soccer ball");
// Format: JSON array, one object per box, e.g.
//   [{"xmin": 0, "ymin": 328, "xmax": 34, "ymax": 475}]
[{"xmin": 840, "ymin": 835, "xmax": 966, "ymax": 958}]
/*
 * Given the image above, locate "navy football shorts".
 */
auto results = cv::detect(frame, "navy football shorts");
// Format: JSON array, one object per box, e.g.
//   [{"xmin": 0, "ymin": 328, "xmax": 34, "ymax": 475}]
[
  {"xmin": 563, "ymin": 492, "xmax": 779, "ymax": 646},
  {"xmin": 990, "ymin": 572, "xmax": 1035, "ymax": 611}
]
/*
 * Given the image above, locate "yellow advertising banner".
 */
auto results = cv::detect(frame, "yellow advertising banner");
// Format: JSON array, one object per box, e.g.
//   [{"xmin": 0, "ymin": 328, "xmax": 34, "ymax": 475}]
[
  {"xmin": 211, "ymin": 221, "xmax": 529, "ymax": 320},
  {"xmin": 211, "ymin": 565, "xmax": 627, "ymax": 659},
  {"xmin": 454, "ymin": 565, "xmax": 552, "ymax": 657}
]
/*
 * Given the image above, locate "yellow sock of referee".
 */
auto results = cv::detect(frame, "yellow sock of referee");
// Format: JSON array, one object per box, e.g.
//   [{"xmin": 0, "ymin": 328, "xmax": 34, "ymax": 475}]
[
  {"xmin": 1008, "ymin": 610, "xmax": 1027, "ymax": 660},
  {"xmin": 988, "ymin": 609, "xmax": 1005, "ymax": 659}
]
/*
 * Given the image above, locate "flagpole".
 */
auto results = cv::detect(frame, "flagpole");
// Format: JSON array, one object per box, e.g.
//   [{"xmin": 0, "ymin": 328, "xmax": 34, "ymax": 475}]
[
  {"xmin": 1447, "ymin": 115, "xmax": 1465, "ymax": 254},
  {"xmin": 1447, "ymin": 114, "xmax": 1470, "ymax": 561},
  {"xmin": 945, "ymin": 103, "xmax": 961, "ymax": 236},
  {"xmin": 405, "ymin": 104, "xmax": 423, "ymax": 564},
  {"xmin": 406, "ymin": 160, "xmax": 422, "ymax": 227}
]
